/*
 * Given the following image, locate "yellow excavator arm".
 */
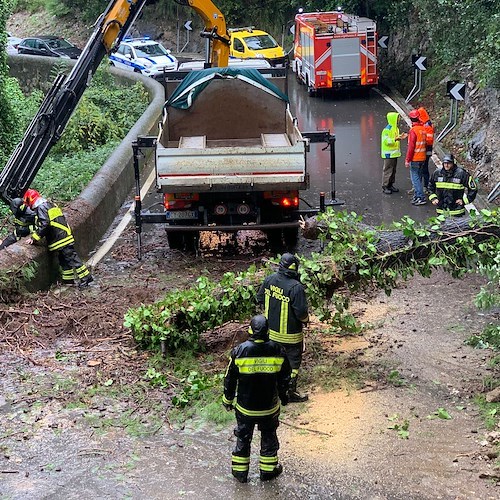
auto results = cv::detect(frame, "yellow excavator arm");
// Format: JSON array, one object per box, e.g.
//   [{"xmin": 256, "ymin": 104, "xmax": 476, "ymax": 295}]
[{"xmin": 186, "ymin": 0, "xmax": 230, "ymax": 67}]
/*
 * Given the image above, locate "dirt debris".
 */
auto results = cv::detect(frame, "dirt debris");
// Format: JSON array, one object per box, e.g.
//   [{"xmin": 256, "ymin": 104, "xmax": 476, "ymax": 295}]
[{"xmin": 0, "ymin": 222, "xmax": 499, "ymax": 498}]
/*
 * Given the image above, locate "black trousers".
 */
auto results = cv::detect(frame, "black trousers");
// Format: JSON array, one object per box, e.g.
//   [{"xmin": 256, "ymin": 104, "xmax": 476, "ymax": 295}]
[
  {"xmin": 232, "ymin": 412, "xmax": 280, "ymax": 477},
  {"xmin": 57, "ymin": 245, "xmax": 90, "ymax": 283},
  {"xmin": 0, "ymin": 226, "xmax": 31, "ymax": 249},
  {"xmin": 0, "ymin": 233, "xmax": 17, "ymax": 249},
  {"xmin": 281, "ymin": 342, "xmax": 303, "ymax": 390}
]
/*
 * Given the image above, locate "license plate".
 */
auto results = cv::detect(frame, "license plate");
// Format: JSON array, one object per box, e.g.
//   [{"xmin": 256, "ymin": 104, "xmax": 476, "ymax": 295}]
[{"xmin": 165, "ymin": 210, "xmax": 198, "ymax": 220}]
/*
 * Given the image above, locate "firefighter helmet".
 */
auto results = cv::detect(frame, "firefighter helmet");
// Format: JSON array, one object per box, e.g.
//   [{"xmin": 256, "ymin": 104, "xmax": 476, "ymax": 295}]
[
  {"xmin": 442, "ymin": 153, "xmax": 455, "ymax": 165},
  {"xmin": 249, "ymin": 314, "xmax": 269, "ymax": 340},
  {"xmin": 23, "ymin": 189, "xmax": 41, "ymax": 208},
  {"xmin": 10, "ymin": 198, "xmax": 25, "ymax": 216},
  {"xmin": 409, "ymin": 109, "xmax": 420, "ymax": 121},
  {"xmin": 279, "ymin": 253, "xmax": 299, "ymax": 272}
]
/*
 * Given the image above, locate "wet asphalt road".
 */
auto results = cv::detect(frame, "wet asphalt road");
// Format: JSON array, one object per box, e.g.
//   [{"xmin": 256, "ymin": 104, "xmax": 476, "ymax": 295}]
[{"xmin": 287, "ymin": 78, "xmax": 437, "ymax": 226}]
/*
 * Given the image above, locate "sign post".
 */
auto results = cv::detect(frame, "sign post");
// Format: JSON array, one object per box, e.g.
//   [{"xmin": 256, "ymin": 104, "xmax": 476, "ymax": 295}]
[
  {"xmin": 405, "ymin": 55, "xmax": 427, "ymax": 102},
  {"xmin": 436, "ymin": 81, "xmax": 466, "ymax": 142},
  {"xmin": 180, "ymin": 20, "xmax": 193, "ymax": 53}
]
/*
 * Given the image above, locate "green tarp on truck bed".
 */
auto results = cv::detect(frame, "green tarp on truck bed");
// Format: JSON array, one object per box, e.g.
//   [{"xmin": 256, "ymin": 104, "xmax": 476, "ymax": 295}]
[{"xmin": 165, "ymin": 67, "xmax": 289, "ymax": 110}]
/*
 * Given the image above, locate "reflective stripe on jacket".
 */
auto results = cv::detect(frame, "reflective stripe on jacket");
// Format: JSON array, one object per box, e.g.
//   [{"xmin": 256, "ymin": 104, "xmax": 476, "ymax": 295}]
[
  {"xmin": 257, "ymin": 269, "xmax": 309, "ymax": 345},
  {"xmin": 223, "ymin": 339, "xmax": 291, "ymax": 418},
  {"xmin": 418, "ymin": 107, "xmax": 434, "ymax": 149},
  {"xmin": 31, "ymin": 199, "xmax": 75, "ymax": 251},
  {"xmin": 381, "ymin": 112, "xmax": 401, "ymax": 159},
  {"xmin": 428, "ymin": 165, "xmax": 478, "ymax": 215},
  {"xmin": 406, "ymin": 124, "xmax": 427, "ymax": 162}
]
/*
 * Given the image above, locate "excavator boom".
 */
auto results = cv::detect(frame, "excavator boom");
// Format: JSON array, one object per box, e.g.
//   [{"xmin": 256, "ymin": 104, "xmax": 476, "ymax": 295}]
[{"xmin": 184, "ymin": 0, "xmax": 230, "ymax": 67}]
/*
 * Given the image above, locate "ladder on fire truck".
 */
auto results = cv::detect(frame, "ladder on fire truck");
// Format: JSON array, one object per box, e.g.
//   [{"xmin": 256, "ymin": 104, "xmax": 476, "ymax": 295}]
[{"xmin": 364, "ymin": 26, "xmax": 377, "ymax": 79}]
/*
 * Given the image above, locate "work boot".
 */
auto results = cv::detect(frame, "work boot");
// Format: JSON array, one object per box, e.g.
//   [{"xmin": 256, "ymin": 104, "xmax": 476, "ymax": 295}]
[
  {"xmin": 288, "ymin": 390, "xmax": 309, "ymax": 403},
  {"xmin": 260, "ymin": 463, "xmax": 283, "ymax": 481},
  {"xmin": 78, "ymin": 275, "xmax": 94, "ymax": 289},
  {"xmin": 231, "ymin": 471, "xmax": 248, "ymax": 483}
]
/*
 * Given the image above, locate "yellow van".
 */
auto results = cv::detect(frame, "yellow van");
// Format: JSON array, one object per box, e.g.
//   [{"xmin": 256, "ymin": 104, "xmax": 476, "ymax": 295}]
[{"xmin": 229, "ymin": 27, "xmax": 287, "ymax": 68}]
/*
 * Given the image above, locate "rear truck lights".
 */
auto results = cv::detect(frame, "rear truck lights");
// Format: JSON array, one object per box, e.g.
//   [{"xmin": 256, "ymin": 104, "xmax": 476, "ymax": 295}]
[
  {"xmin": 280, "ymin": 196, "xmax": 299, "ymax": 207},
  {"xmin": 163, "ymin": 193, "xmax": 199, "ymax": 209},
  {"xmin": 214, "ymin": 204, "xmax": 228, "ymax": 215},
  {"xmin": 236, "ymin": 203, "xmax": 251, "ymax": 215},
  {"xmin": 264, "ymin": 190, "xmax": 300, "ymax": 208}
]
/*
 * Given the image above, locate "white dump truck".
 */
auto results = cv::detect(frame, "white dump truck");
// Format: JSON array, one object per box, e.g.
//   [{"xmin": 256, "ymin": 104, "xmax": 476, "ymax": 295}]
[{"xmin": 137, "ymin": 67, "xmax": 309, "ymax": 250}]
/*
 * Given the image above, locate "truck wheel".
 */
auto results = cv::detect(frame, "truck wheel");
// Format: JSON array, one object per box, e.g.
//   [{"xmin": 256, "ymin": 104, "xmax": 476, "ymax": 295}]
[
  {"xmin": 167, "ymin": 231, "xmax": 184, "ymax": 250},
  {"xmin": 265, "ymin": 230, "xmax": 284, "ymax": 253},
  {"xmin": 167, "ymin": 231, "xmax": 199, "ymax": 251},
  {"xmin": 283, "ymin": 227, "xmax": 298, "ymax": 250},
  {"xmin": 308, "ymin": 87, "xmax": 317, "ymax": 97}
]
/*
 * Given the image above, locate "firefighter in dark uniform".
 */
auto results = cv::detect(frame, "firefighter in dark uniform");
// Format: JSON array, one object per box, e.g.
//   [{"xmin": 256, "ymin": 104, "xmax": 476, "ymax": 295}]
[
  {"xmin": 0, "ymin": 198, "xmax": 36, "ymax": 250},
  {"xmin": 428, "ymin": 154, "xmax": 478, "ymax": 217},
  {"xmin": 223, "ymin": 315, "xmax": 291, "ymax": 483},
  {"xmin": 22, "ymin": 189, "xmax": 93, "ymax": 287},
  {"xmin": 257, "ymin": 253, "xmax": 309, "ymax": 403}
]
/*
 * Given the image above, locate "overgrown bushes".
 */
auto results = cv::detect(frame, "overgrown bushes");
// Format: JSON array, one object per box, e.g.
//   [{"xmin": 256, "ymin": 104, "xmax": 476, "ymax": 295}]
[{"xmin": 0, "ymin": 64, "xmax": 148, "ymax": 228}]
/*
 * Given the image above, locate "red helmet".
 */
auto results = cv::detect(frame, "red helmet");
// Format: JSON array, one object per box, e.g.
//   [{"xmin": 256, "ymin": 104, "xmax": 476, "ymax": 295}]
[
  {"xmin": 23, "ymin": 189, "xmax": 41, "ymax": 208},
  {"xmin": 409, "ymin": 109, "xmax": 420, "ymax": 121}
]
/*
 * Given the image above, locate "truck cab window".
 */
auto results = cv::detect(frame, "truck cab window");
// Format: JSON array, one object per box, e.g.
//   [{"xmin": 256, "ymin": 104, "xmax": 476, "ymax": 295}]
[{"xmin": 233, "ymin": 39, "xmax": 244, "ymax": 52}]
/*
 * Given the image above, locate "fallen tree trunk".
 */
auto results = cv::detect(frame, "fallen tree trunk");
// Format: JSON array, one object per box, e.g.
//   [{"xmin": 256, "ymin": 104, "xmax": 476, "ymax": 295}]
[
  {"xmin": 299, "ymin": 213, "xmax": 500, "ymax": 298},
  {"xmin": 300, "ymin": 214, "xmax": 500, "ymax": 253}
]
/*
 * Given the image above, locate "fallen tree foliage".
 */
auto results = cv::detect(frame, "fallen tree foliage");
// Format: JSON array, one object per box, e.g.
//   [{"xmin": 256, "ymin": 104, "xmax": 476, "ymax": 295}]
[{"xmin": 125, "ymin": 209, "xmax": 500, "ymax": 352}]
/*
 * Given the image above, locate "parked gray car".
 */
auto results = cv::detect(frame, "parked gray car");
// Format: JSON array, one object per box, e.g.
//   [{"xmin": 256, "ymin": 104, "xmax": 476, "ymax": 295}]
[
  {"xmin": 7, "ymin": 32, "xmax": 22, "ymax": 55},
  {"xmin": 17, "ymin": 36, "xmax": 82, "ymax": 59}
]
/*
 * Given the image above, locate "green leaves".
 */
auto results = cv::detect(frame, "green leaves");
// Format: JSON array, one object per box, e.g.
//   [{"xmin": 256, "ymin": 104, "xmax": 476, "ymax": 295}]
[
  {"xmin": 124, "ymin": 267, "xmax": 262, "ymax": 353},
  {"xmin": 387, "ymin": 414, "xmax": 410, "ymax": 439},
  {"xmin": 124, "ymin": 208, "xmax": 499, "ymax": 355},
  {"xmin": 427, "ymin": 408, "xmax": 452, "ymax": 420}
]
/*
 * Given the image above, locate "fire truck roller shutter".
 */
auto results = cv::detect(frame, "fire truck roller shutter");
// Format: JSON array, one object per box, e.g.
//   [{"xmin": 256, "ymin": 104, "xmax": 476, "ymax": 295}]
[{"xmin": 331, "ymin": 37, "xmax": 361, "ymax": 80}]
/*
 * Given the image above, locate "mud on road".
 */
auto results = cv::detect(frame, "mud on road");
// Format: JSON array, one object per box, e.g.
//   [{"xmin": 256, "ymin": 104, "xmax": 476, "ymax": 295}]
[{"xmin": 0, "ymin": 223, "xmax": 499, "ymax": 499}]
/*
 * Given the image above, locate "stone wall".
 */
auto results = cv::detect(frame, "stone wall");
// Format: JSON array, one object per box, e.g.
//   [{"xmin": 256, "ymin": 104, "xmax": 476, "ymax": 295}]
[{"xmin": 1, "ymin": 55, "xmax": 165, "ymax": 290}]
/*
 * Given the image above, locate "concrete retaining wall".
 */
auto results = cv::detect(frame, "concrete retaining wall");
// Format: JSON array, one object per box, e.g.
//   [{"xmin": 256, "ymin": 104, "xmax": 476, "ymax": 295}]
[{"xmin": 1, "ymin": 55, "xmax": 165, "ymax": 290}]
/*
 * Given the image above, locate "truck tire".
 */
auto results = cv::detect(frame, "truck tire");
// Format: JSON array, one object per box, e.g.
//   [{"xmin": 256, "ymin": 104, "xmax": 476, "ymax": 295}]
[
  {"xmin": 283, "ymin": 227, "xmax": 298, "ymax": 250},
  {"xmin": 265, "ymin": 229, "xmax": 283, "ymax": 253},
  {"xmin": 308, "ymin": 87, "xmax": 317, "ymax": 97},
  {"xmin": 167, "ymin": 230, "xmax": 198, "ymax": 251},
  {"xmin": 167, "ymin": 231, "xmax": 184, "ymax": 250}
]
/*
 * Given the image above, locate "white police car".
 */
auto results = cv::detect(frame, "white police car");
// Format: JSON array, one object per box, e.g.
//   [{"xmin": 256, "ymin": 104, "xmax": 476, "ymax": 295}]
[{"xmin": 109, "ymin": 38, "xmax": 178, "ymax": 76}]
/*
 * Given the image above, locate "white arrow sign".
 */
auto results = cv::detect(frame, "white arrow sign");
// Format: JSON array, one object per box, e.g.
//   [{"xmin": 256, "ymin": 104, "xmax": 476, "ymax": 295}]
[
  {"xmin": 450, "ymin": 82, "xmax": 465, "ymax": 101},
  {"xmin": 378, "ymin": 36, "xmax": 388, "ymax": 48},
  {"xmin": 415, "ymin": 56, "xmax": 427, "ymax": 71},
  {"xmin": 184, "ymin": 20, "xmax": 193, "ymax": 31}
]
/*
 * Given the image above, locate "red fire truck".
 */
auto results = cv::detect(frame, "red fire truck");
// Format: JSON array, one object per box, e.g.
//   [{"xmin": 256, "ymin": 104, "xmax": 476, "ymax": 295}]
[{"xmin": 293, "ymin": 10, "xmax": 379, "ymax": 95}]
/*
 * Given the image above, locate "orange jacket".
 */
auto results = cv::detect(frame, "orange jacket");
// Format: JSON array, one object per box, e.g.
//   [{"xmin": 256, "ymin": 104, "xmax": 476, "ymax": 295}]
[
  {"xmin": 418, "ymin": 107, "xmax": 434, "ymax": 148},
  {"xmin": 406, "ymin": 123, "xmax": 427, "ymax": 163}
]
